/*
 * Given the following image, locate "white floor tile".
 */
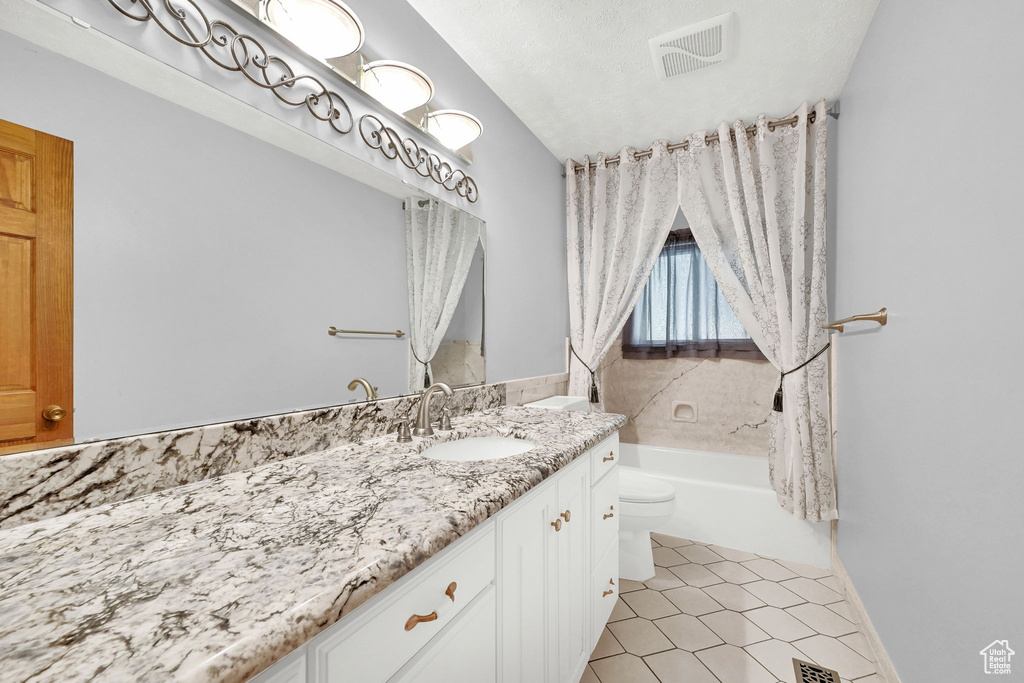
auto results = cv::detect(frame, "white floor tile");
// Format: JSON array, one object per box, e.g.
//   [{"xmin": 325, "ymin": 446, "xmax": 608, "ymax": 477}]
[
  {"xmin": 781, "ymin": 577, "xmax": 844, "ymax": 604},
  {"xmin": 700, "ymin": 610, "xmax": 771, "ymax": 647},
  {"xmin": 746, "ymin": 638, "xmax": 810, "ymax": 682},
  {"xmin": 607, "ymin": 617, "xmax": 675, "ymax": 657},
  {"xmin": 826, "ymin": 600, "xmax": 857, "ymax": 621},
  {"xmin": 742, "ymin": 579, "xmax": 806, "ymax": 608},
  {"xmin": 643, "ymin": 649, "xmax": 719, "ymax": 683},
  {"xmin": 677, "ymin": 545, "xmax": 727, "ymax": 565},
  {"xmin": 621, "ymin": 589, "xmax": 681, "ymax": 620},
  {"xmin": 695, "ymin": 644, "xmax": 777, "ymax": 683},
  {"xmin": 653, "ymin": 613, "xmax": 724, "ymax": 651},
  {"xmin": 668, "ymin": 563, "xmax": 725, "ymax": 588},
  {"xmin": 839, "ymin": 632, "xmax": 876, "ymax": 661},
  {"xmin": 706, "ymin": 561, "xmax": 762, "ymax": 584},
  {"xmin": 787, "ymin": 603, "xmax": 858, "ymax": 637},
  {"xmin": 702, "ymin": 583, "xmax": 766, "ymax": 612},
  {"xmin": 590, "ymin": 653, "xmax": 660, "ymax": 683},
  {"xmin": 741, "ymin": 558, "xmax": 799, "ymax": 582},
  {"xmin": 743, "ymin": 606, "xmax": 816, "ymax": 642},
  {"xmin": 662, "ymin": 586, "xmax": 725, "ymax": 616}
]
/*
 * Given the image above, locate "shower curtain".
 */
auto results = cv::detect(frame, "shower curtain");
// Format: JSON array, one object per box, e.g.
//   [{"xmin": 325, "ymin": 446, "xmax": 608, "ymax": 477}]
[
  {"xmin": 676, "ymin": 101, "xmax": 836, "ymax": 521},
  {"xmin": 566, "ymin": 100, "xmax": 836, "ymax": 520},
  {"xmin": 566, "ymin": 142, "xmax": 679, "ymax": 408},
  {"xmin": 406, "ymin": 198, "xmax": 483, "ymax": 393}
]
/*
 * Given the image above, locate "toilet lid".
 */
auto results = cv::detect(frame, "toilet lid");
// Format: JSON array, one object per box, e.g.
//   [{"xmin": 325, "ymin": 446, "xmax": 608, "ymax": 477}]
[{"xmin": 619, "ymin": 468, "xmax": 676, "ymax": 503}]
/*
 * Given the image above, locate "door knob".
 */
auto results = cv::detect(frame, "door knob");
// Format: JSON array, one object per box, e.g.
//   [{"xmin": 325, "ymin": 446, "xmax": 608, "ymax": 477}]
[
  {"xmin": 42, "ymin": 405, "xmax": 66, "ymax": 422},
  {"xmin": 560, "ymin": 510, "xmax": 571, "ymax": 522},
  {"xmin": 551, "ymin": 519, "xmax": 562, "ymax": 532}
]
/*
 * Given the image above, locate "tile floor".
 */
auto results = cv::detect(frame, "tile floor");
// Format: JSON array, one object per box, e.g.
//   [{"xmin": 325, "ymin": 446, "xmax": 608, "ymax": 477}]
[{"xmin": 580, "ymin": 533, "xmax": 883, "ymax": 683}]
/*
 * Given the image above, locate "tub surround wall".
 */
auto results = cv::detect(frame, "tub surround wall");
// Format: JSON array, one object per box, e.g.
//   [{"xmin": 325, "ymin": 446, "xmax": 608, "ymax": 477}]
[
  {"xmin": 0, "ymin": 407, "xmax": 624, "ymax": 683},
  {"xmin": 599, "ymin": 340, "xmax": 778, "ymax": 456},
  {"xmin": 503, "ymin": 372, "xmax": 571, "ymax": 406},
  {"xmin": 0, "ymin": 384, "xmax": 504, "ymax": 530}
]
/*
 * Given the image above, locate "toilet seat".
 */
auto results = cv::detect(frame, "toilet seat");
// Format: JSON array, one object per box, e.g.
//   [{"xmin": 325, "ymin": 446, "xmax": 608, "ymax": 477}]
[{"xmin": 619, "ymin": 467, "xmax": 675, "ymax": 503}]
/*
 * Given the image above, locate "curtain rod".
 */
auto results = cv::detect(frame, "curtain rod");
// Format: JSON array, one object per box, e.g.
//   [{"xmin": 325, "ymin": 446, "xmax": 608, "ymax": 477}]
[{"xmin": 570, "ymin": 106, "xmax": 837, "ymax": 173}]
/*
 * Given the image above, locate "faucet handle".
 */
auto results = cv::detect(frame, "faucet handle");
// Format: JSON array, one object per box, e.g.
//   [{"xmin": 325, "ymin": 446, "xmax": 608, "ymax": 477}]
[
  {"xmin": 388, "ymin": 417, "xmax": 413, "ymax": 443},
  {"xmin": 437, "ymin": 406, "xmax": 453, "ymax": 431}
]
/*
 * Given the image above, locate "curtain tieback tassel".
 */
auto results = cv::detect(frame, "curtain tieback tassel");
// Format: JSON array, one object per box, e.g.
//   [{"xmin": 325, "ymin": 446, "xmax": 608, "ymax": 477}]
[
  {"xmin": 773, "ymin": 342, "xmax": 830, "ymax": 413},
  {"xmin": 569, "ymin": 343, "xmax": 600, "ymax": 404}
]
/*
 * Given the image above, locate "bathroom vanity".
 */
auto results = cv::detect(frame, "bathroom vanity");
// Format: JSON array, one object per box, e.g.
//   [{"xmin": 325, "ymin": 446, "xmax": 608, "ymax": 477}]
[
  {"xmin": 254, "ymin": 428, "xmax": 621, "ymax": 683},
  {"xmin": 0, "ymin": 406, "xmax": 623, "ymax": 683}
]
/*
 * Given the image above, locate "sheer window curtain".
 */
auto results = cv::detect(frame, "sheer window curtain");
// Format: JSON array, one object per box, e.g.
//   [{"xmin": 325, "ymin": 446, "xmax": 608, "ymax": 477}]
[
  {"xmin": 566, "ymin": 142, "xmax": 680, "ymax": 408},
  {"xmin": 676, "ymin": 101, "xmax": 836, "ymax": 521},
  {"xmin": 406, "ymin": 198, "xmax": 483, "ymax": 393},
  {"xmin": 624, "ymin": 228, "xmax": 766, "ymax": 360}
]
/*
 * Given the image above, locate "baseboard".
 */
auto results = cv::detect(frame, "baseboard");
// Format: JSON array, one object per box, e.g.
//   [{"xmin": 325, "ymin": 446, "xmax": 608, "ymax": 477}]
[{"xmin": 831, "ymin": 543, "xmax": 901, "ymax": 683}]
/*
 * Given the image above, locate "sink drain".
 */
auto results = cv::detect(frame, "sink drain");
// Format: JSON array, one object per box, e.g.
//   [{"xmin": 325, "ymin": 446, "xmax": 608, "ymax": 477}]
[{"xmin": 792, "ymin": 658, "xmax": 841, "ymax": 683}]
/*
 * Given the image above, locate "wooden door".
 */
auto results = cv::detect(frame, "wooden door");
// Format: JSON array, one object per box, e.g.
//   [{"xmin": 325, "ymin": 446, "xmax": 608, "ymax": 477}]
[{"xmin": 0, "ymin": 118, "xmax": 73, "ymax": 454}]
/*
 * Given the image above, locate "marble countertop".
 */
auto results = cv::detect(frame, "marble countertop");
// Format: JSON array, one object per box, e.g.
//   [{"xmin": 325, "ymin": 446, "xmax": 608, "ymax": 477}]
[{"xmin": 0, "ymin": 406, "xmax": 624, "ymax": 682}]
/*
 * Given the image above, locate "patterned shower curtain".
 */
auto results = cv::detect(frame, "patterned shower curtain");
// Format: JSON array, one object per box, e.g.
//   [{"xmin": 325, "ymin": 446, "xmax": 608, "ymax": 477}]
[
  {"xmin": 406, "ymin": 198, "xmax": 483, "ymax": 393},
  {"xmin": 676, "ymin": 101, "xmax": 836, "ymax": 521},
  {"xmin": 566, "ymin": 142, "xmax": 680, "ymax": 408}
]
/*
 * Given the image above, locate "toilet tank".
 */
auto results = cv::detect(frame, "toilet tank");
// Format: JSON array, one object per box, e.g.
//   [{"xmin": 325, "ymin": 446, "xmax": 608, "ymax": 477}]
[{"xmin": 522, "ymin": 396, "xmax": 591, "ymax": 412}]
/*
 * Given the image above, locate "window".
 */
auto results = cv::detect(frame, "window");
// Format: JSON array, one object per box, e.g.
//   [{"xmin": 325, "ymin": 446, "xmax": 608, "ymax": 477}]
[{"xmin": 623, "ymin": 229, "xmax": 765, "ymax": 360}]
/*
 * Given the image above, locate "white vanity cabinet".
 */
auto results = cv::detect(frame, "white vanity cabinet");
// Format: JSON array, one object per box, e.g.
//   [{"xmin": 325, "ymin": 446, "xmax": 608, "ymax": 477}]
[{"xmin": 250, "ymin": 431, "xmax": 619, "ymax": 683}]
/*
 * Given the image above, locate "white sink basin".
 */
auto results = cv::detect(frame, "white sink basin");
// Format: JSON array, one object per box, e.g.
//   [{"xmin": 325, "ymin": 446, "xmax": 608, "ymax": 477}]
[{"xmin": 421, "ymin": 436, "xmax": 535, "ymax": 462}]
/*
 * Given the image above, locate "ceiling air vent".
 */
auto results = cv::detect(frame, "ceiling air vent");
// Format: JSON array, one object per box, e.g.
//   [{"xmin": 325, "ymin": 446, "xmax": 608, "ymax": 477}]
[{"xmin": 649, "ymin": 12, "xmax": 735, "ymax": 79}]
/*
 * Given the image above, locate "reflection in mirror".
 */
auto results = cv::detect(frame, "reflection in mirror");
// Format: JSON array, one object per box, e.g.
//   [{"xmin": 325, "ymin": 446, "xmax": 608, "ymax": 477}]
[{"xmin": 405, "ymin": 198, "xmax": 486, "ymax": 393}]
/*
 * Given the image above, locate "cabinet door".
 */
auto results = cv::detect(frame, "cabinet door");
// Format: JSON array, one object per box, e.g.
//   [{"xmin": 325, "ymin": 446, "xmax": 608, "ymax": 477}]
[
  {"xmin": 556, "ymin": 459, "xmax": 590, "ymax": 683},
  {"xmin": 390, "ymin": 587, "xmax": 496, "ymax": 683},
  {"xmin": 498, "ymin": 485, "xmax": 557, "ymax": 683}
]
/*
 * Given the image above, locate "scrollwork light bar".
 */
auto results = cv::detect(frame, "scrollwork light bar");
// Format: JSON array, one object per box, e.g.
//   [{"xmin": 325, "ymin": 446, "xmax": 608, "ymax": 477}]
[{"xmin": 103, "ymin": 0, "xmax": 478, "ymax": 202}]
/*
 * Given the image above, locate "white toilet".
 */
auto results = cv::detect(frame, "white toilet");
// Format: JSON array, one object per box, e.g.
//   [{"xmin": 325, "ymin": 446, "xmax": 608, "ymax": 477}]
[{"xmin": 618, "ymin": 466, "xmax": 677, "ymax": 581}]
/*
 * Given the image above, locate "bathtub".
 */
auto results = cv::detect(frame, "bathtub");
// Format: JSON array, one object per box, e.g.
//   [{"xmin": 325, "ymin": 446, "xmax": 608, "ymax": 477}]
[{"xmin": 619, "ymin": 443, "xmax": 831, "ymax": 568}]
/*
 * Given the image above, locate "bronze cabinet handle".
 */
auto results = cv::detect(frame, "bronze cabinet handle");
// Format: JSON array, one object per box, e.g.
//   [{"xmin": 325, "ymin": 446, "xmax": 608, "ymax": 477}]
[
  {"xmin": 42, "ymin": 405, "xmax": 66, "ymax": 422},
  {"xmin": 602, "ymin": 452, "xmax": 615, "ymax": 462},
  {"xmin": 404, "ymin": 582, "xmax": 457, "ymax": 631},
  {"xmin": 602, "ymin": 589, "xmax": 614, "ymax": 597},
  {"xmin": 603, "ymin": 505, "xmax": 615, "ymax": 520},
  {"xmin": 551, "ymin": 519, "xmax": 562, "ymax": 532},
  {"xmin": 560, "ymin": 510, "xmax": 571, "ymax": 522}
]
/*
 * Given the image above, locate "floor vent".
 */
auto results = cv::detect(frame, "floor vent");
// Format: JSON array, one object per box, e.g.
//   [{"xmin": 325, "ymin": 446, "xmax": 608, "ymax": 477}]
[
  {"xmin": 793, "ymin": 658, "xmax": 841, "ymax": 683},
  {"xmin": 648, "ymin": 12, "xmax": 735, "ymax": 79}
]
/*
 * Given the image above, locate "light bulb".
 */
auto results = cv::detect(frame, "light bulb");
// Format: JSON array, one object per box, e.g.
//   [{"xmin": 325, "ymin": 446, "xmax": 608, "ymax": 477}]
[
  {"xmin": 361, "ymin": 61, "xmax": 435, "ymax": 115},
  {"xmin": 264, "ymin": 0, "xmax": 364, "ymax": 61},
  {"xmin": 426, "ymin": 110, "xmax": 483, "ymax": 150}
]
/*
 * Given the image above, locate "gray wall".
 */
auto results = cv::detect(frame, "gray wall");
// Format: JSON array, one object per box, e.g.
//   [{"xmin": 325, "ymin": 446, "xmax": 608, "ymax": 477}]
[
  {"xmin": 3, "ymin": 0, "xmax": 568, "ymax": 440},
  {"xmin": 834, "ymin": 1, "xmax": 1024, "ymax": 680}
]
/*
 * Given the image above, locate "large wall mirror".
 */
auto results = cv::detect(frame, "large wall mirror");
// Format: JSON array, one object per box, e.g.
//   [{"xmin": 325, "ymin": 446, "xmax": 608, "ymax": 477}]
[{"xmin": 0, "ymin": 24, "xmax": 486, "ymax": 452}]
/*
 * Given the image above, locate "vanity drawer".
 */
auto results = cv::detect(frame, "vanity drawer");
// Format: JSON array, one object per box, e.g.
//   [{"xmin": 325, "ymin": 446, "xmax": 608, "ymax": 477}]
[
  {"xmin": 590, "ymin": 434, "xmax": 619, "ymax": 483},
  {"xmin": 591, "ymin": 465, "xmax": 618, "ymax": 561},
  {"xmin": 310, "ymin": 524, "xmax": 496, "ymax": 683},
  {"xmin": 591, "ymin": 542, "xmax": 619, "ymax": 646}
]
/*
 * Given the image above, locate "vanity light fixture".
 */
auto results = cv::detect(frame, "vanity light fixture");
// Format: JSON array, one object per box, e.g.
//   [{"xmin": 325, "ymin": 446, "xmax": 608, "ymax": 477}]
[
  {"xmin": 263, "ymin": 0, "xmax": 364, "ymax": 61},
  {"xmin": 361, "ymin": 61, "xmax": 435, "ymax": 115},
  {"xmin": 425, "ymin": 110, "xmax": 483, "ymax": 151}
]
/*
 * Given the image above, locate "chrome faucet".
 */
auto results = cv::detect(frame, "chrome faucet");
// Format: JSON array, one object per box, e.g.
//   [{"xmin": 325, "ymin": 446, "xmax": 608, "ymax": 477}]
[
  {"xmin": 348, "ymin": 377, "xmax": 378, "ymax": 401},
  {"xmin": 413, "ymin": 382, "xmax": 453, "ymax": 436}
]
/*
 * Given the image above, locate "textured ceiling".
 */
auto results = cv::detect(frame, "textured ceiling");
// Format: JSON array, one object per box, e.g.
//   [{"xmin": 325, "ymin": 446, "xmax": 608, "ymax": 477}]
[{"xmin": 406, "ymin": 0, "xmax": 879, "ymax": 161}]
